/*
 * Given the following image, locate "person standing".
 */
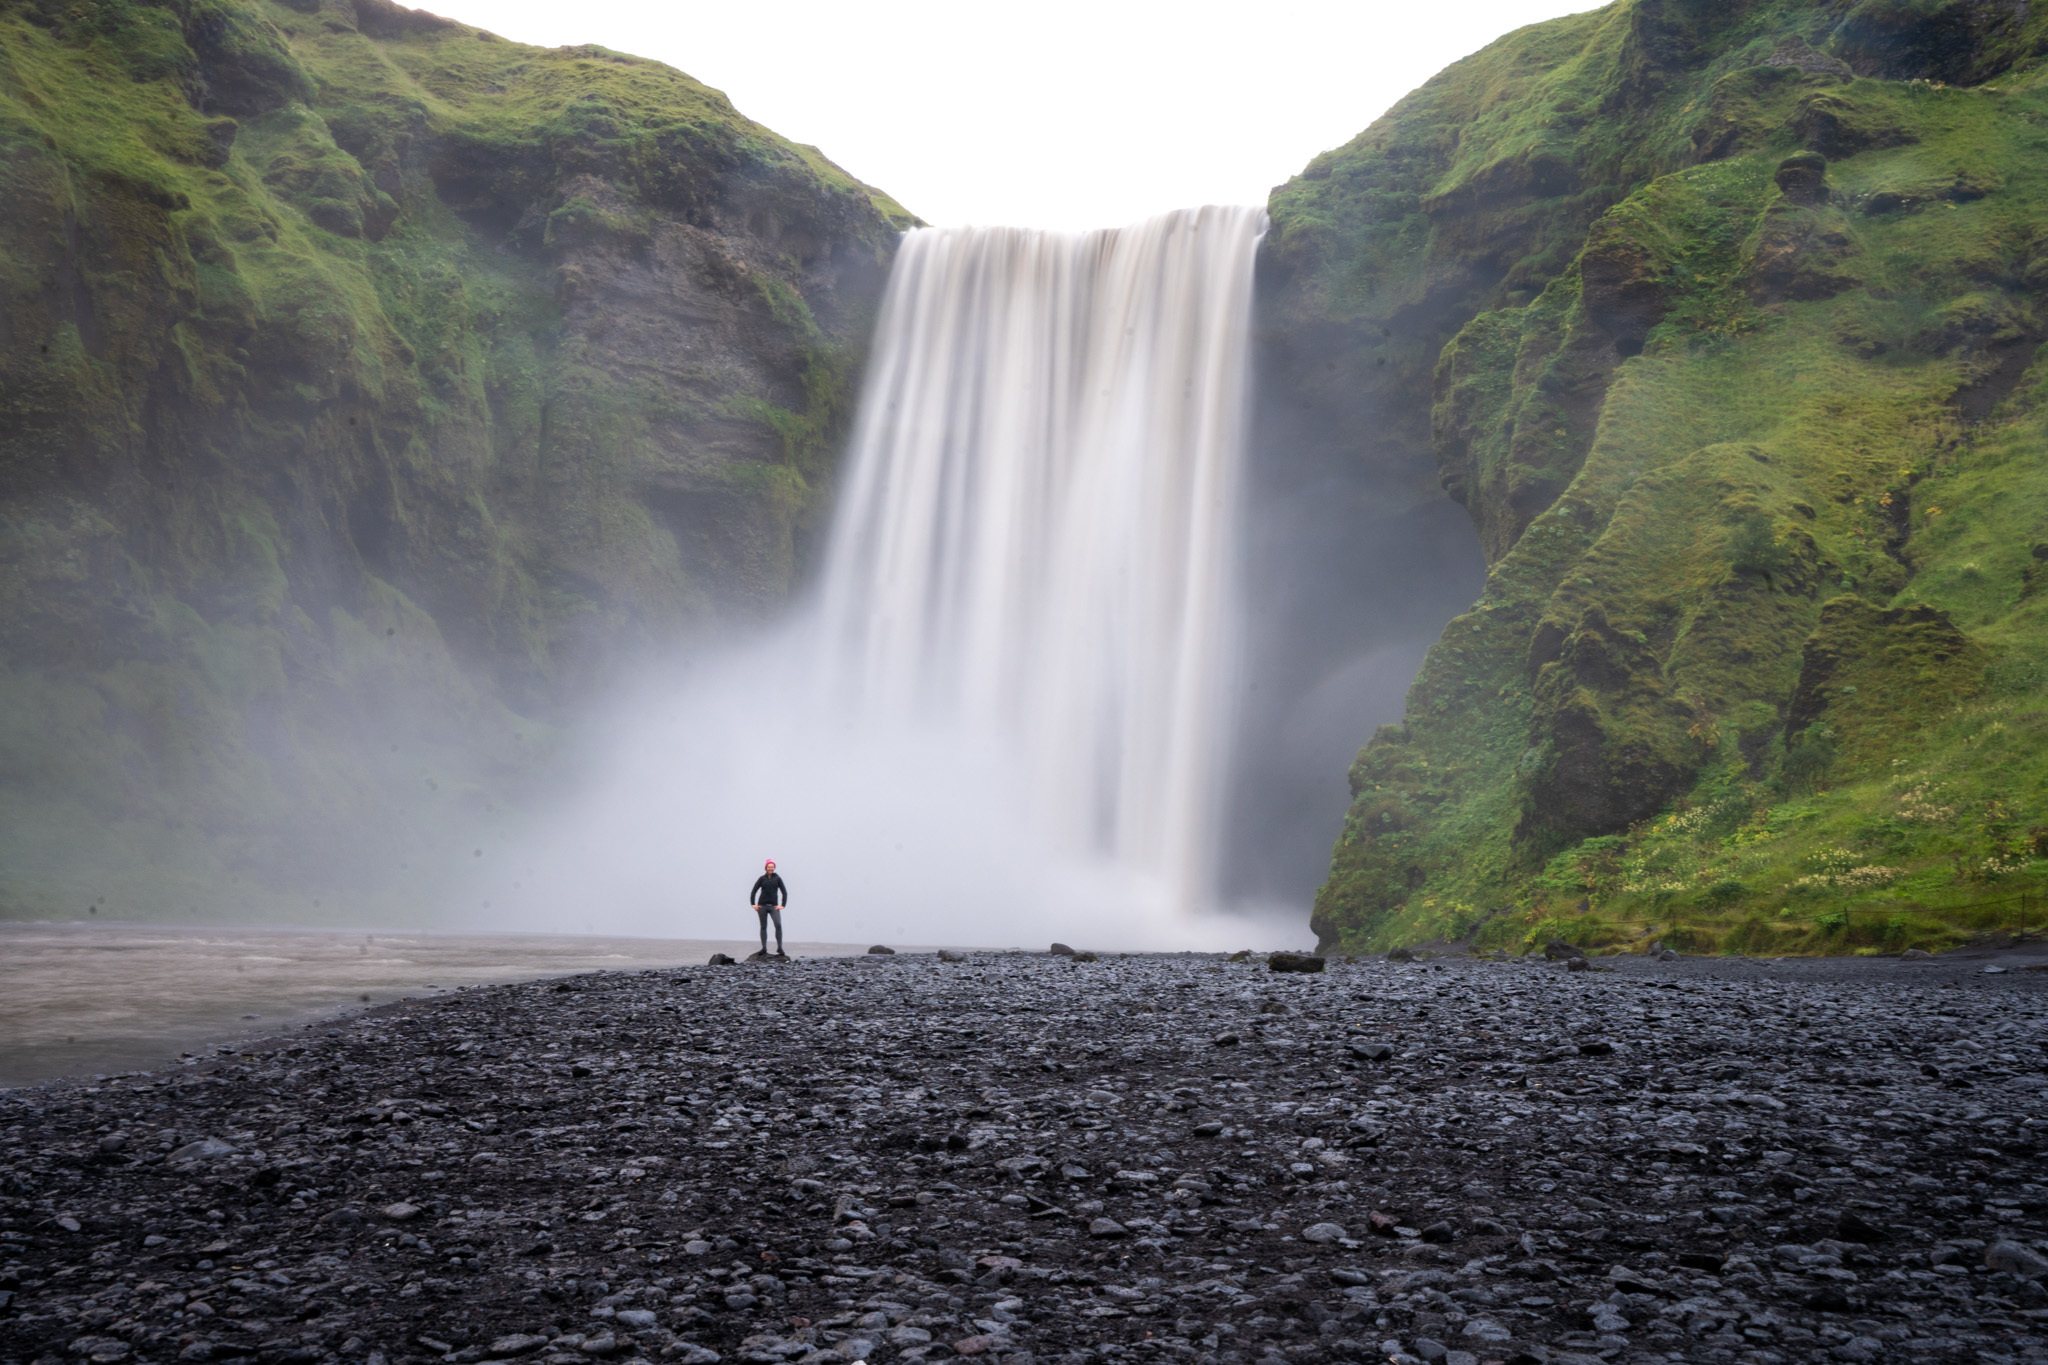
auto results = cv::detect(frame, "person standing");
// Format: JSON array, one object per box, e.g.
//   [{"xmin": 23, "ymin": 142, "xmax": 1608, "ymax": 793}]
[{"xmin": 750, "ymin": 859, "xmax": 788, "ymax": 958}]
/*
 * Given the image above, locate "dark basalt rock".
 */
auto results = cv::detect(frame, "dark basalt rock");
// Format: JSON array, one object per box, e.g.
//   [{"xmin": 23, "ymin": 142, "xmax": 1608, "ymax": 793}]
[
  {"xmin": 1580, "ymin": 224, "xmax": 1673, "ymax": 347},
  {"xmin": 866, "ymin": 944, "xmax": 896, "ymax": 955},
  {"xmin": 0, "ymin": 953, "xmax": 2042, "ymax": 1362},
  {"xmin": 1049, "ymin": 942, "xmax": 1076, "ymax": 956},
  {"xmin": 1774, "ymin": 150, "xmax": 1830, "ymax": 205},
  {"xmin": 1829, "ymin": 0, "xmax": 2036, "ymax": 86},
  {"xmin": 707, "ymin": 952, "xmax": 737, "ymax": 966},
  {"xmin": 1748, "ymin": 169, "xmax": 1859, "ymax": 302},
  {"xmin": 1987, "ymin": 1240, "xmax": 2048, "ymax": 1280},
  {"xmin": 1792, "ymin": 90, "xmax": 1914, "ymax": 160},
  {"xmin": 1268, "ymin": 951, "xmax": 1326, "ymax": 973}
]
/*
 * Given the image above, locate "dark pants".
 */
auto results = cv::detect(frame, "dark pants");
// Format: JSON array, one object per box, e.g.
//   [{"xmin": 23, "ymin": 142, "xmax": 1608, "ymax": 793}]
[{"xmin": 755, "ymin": 905, "xmax": 783, "ymax": 952}]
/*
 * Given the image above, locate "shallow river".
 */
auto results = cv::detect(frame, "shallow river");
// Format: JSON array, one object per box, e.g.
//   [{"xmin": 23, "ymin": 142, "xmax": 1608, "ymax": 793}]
[{"xmin": 0, "ymin": 922, "xmax": 874, "ymax": 1086}]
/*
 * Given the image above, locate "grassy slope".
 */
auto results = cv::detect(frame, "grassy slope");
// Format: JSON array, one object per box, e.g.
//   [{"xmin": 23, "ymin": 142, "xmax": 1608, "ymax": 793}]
[
  {"xmin": 1275, "ymin": 0, "xmax": 2048, "ymax": 953},
  {"xmin": 0, "ymin": 0, "xmax": 906, "ymax": 920}
]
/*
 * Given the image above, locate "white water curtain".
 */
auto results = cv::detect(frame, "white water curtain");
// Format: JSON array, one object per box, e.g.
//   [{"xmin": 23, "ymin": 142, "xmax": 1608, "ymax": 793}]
[
  {"xmin": 480, "ymin": 207, "xmax": 1272, "ymax": 947},
  {"xmin": 816, "ymin": 205, "xmax": 1268, "ymax": 910}
]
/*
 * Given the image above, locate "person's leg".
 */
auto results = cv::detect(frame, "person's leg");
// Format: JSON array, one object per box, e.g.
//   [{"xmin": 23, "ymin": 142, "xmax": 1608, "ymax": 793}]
[
  {"xmin": 757, "ymin": 907, "xmax": 768, "ymax": 952},
  {"xmin": 770, "ymin": 906, "xmax": 784, "ymax": 954}
]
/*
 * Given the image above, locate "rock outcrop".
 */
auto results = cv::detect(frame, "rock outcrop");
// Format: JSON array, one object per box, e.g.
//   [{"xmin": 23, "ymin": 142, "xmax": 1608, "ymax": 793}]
[
  {"xmin": 0, "ymin": 0, "xmax": 910, "ymax": 916},
  {"xmin": 1265, "ymin": 0, "xmax": 2048, "ymax": 953}
]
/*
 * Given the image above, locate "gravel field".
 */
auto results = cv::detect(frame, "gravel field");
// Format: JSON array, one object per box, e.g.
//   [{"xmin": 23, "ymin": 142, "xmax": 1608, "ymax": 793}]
[{"xmin": 3, "ymin": 948, "xmax": 2046, "ymax": 1364}]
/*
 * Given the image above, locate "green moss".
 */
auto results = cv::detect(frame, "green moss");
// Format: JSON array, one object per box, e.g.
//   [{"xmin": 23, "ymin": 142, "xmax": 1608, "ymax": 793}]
[
  {"xmin": 1295, "ymin": 0, "xmax": 2048, "ymax": 954},
  {"xmin": 0, "ymin": 0, "xmax": 904, "ymax": 920}
]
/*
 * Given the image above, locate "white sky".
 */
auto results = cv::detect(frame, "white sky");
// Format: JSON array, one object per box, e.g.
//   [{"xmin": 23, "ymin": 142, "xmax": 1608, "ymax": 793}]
[{"xmin": 421, "ymin": 0, "xmax": 1603, "ymax": 229}]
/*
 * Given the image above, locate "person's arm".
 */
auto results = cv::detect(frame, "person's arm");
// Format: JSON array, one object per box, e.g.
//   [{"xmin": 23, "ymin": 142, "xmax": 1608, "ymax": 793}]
[
  {"xmin": 779, "ymin": 876, "xmax": 789, "ymax": 908},
  {"xmin": 750, "ymin": 875, "xmax": 765, "ymax": 906}
]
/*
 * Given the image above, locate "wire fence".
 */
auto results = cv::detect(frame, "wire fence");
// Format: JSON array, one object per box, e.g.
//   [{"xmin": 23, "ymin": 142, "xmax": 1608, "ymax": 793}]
[{"xmin": 1529, "ymin": 891, "xmax": 2039, "ymax": 952}]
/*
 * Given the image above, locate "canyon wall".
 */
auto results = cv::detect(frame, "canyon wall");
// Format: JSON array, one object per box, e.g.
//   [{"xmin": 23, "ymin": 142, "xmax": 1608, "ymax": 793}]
[
  {"xmin": 1263, "ymin": 0, "xmax": 2048, "ymax": 951},
  {"xmin": 0, "ymin": 0, "xmax": 909, "ymax": 916}
]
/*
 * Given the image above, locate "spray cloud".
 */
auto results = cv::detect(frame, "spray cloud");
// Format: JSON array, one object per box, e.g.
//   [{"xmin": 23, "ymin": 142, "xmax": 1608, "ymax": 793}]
[{"xmin": 474, "ymin": 207, "xmax": 1293, "ymax": 950}]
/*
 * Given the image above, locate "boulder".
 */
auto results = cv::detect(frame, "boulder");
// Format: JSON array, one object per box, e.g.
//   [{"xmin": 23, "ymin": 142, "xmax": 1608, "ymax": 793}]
[
  {"xmin": 707, "ymin": 953, "xmax": 737, "ymax": 966},
  {"xmin": 1543, "ymin": 940, "xmax": 1586, "ymax": 961},
  {"xmin": 1269, "ymin": 952, "xmax": 1326, "ymax": 974},
  {"xmin": 1386, "ymin": 947, "xmax": 1415, "ymax": 962},
  {"xmin": 937, "ymin": 949, "xmax": 968, "ymax": 963},
  {"xmin": 1049, "ymin": 942, "xmax": 1076, "ymax": 956},
  {"xmin": 866, "ymin": 945, "xmax": 896, "ymax": 955},
  {"xmin": 1774, "ymin": 149, "xmax": 1829, "ymax": 205},
  {"xmin": 1987, "ymin": 1240, "xmax": 2048, "ymax": 1280},
  {"xmin": 167, "ymin": 1138, "xmax": 237, "ymax": 1166}
]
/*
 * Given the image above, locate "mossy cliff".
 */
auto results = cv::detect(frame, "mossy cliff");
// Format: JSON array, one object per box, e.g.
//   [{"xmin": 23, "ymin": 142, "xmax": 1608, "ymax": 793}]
[
  {"xmin": 1266, "ymin": 0, "xmax": 2048, "ymax": 953},
  {"xmin": 0, "ymin": 0, "xmax": 910, "ymax": 918}
]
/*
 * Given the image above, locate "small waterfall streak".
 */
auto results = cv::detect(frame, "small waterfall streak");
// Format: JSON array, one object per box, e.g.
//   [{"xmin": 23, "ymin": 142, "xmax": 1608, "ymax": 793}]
[{"xmin": 816, "ymin": 205, "xmax": 1267, "ymax": 909}]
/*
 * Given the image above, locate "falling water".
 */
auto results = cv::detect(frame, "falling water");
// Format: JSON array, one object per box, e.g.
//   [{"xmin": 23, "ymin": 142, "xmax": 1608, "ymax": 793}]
[
  {"xmin": 815, "ymin": 205, "xmax": 1267, "ymax": 909},
  {"xmin": 480, "ymin": 207, "xmax": 1277, "ymax": 948}
]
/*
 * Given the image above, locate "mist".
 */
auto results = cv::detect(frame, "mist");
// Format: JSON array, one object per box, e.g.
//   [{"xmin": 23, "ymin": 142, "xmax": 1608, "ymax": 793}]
[
  {"xmin": 460, "ymin": 629, "xmax": 1307, "ymax": 950},
  {"xmin": 443, "ymin": 202, "xmax": 1485, "ymax": 952},
  {"xmin": 2, "ymin": 196, "xmax": 1477, "ymax": 957},
  {"xmin": 458, "ymin": 208, "xmax": 1315, "ymax": 952}
]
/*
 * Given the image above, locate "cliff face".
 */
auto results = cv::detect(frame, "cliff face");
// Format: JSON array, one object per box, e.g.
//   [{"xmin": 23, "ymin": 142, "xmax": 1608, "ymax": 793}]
[
  {"xmin": 1266, "ymin": 0, "xmax": 2048, "ymax": 953},
  {"xmin": 0, "ymin": 0, "xmax": 909, "ymax": 917}
]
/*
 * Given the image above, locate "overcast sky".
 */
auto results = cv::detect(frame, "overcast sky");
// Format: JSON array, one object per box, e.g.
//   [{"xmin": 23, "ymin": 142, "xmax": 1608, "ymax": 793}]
[{"xmin": 422, "ymin": 0, "xmax": 1604, "ymax": 229}]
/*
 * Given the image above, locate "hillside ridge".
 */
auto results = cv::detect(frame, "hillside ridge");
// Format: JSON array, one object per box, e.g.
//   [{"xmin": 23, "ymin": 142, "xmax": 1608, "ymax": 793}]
[
  {"xmin": 0, "ymin": 0, "xmax": 908, "ymax": 918},
  {"xmin": 1263, "ymin": 0, "xmax": 2048, "ymax": 954}
]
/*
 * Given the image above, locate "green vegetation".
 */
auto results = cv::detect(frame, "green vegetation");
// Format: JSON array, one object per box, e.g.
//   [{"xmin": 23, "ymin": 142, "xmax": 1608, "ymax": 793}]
[
  {"xmin": 1277, "ymin": 0, "xmax": 2048, "ymax": 954},
  {"xmin": 0, "ymin": 0, "xmax": 907, "ymax": 919}
]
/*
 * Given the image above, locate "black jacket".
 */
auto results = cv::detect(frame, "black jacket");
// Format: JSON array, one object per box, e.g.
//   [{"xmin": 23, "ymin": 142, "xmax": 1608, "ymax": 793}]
[{"xmin": 751, "ymin": 872, "xmax": 787, "ymax": 908}]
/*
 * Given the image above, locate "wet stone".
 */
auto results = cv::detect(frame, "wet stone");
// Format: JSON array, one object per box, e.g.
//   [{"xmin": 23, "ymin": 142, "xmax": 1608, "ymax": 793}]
[{"xmin": 0, "ymin": 950, "xmax": 2041, "ymax": 1364}]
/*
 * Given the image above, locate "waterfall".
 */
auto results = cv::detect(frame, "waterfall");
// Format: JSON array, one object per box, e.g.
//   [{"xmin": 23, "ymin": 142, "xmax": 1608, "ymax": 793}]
[
  {"xmin": 482, "ymin": 206, "xmax": 1276, "ymax": 948},
  {"xmin": 815, "ymin": 205, "xmax": 1267, "ymax": 910}
]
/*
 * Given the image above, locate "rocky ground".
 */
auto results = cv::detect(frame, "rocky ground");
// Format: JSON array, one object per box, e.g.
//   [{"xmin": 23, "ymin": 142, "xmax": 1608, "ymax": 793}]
[{"xmin": 3, "ymin": 950, "xmax": 2046, "ymax": 1365}]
